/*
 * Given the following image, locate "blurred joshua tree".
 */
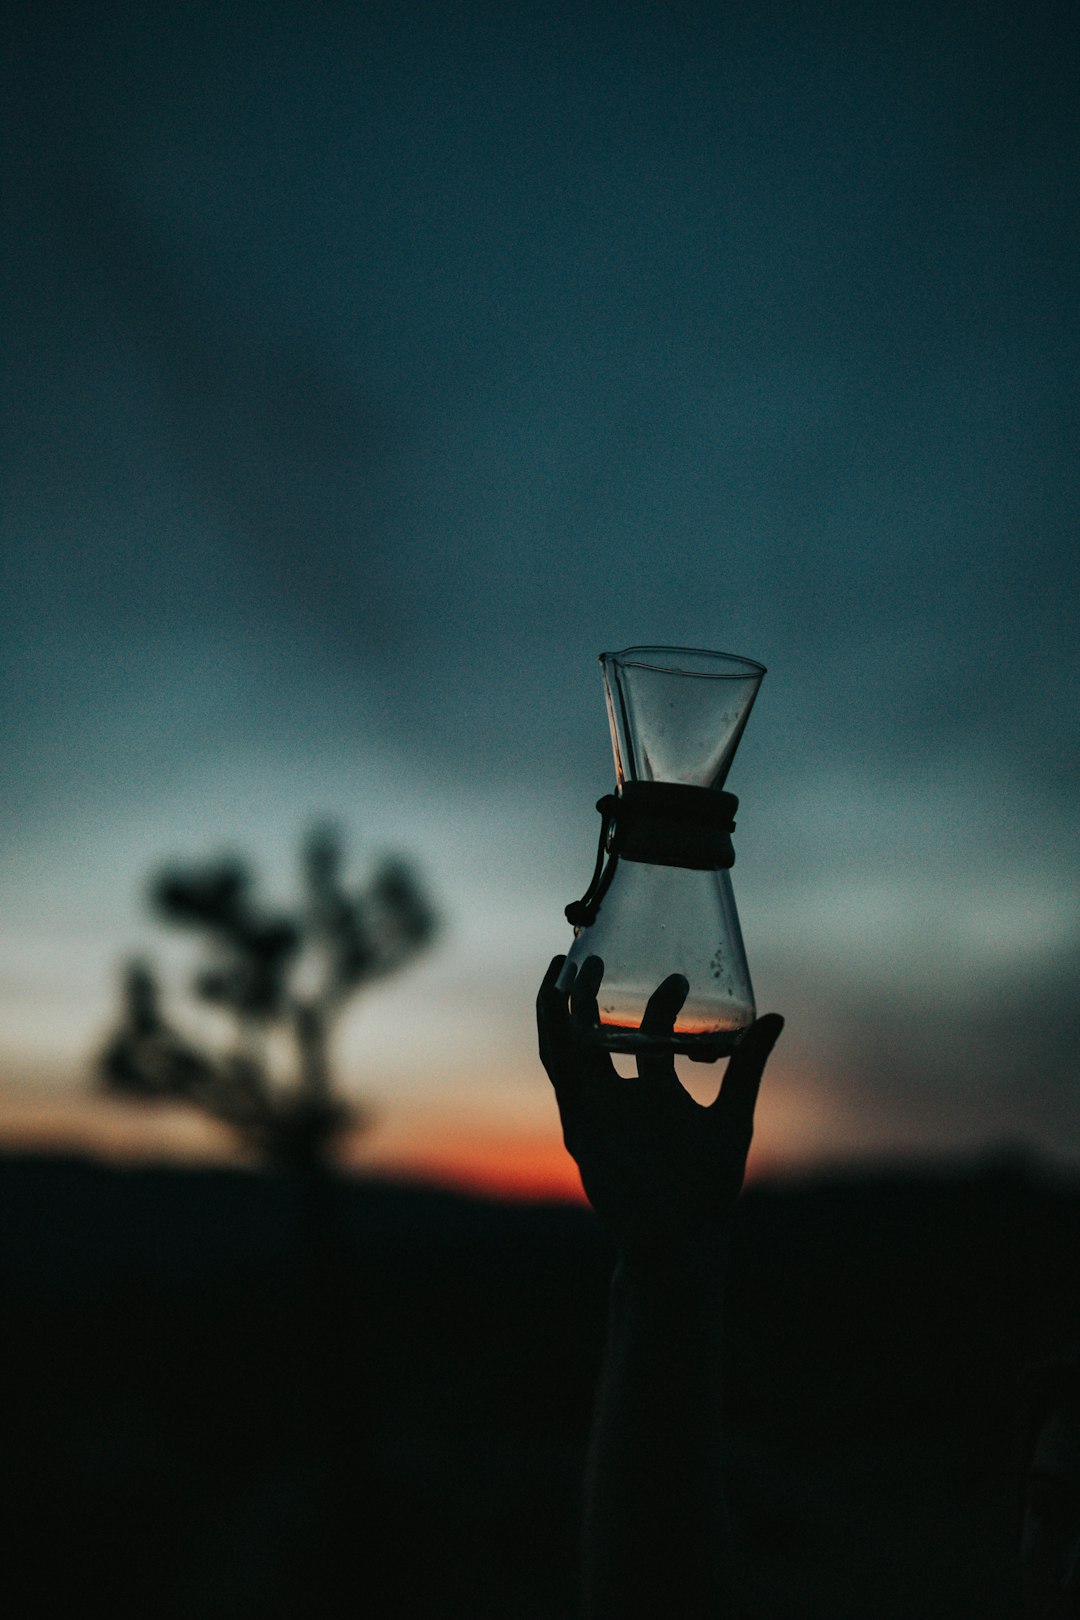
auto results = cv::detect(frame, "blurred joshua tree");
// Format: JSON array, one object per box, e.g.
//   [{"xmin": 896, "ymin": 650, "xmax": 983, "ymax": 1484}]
[{"xmin": 99, "ymin": 823, "xmax": 438, "ymax": 1171}]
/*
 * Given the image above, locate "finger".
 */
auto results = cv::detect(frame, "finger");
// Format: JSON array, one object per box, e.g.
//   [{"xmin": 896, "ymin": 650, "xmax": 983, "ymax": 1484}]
[
  {"xmin": 637, "ymin": 973, "xmax": 688, "ymax": 1086},
  {"xmin": 536, "ymin": 955, "xmax": 570, "ymax": 1026},
  {"xmin": 537, "ymin": 956, "xmax": 589, "ymax": 1119},
  {"xmin": 639, "ymin": 972, "xmax": 689, "ymax": 1032},
  {"xmin": 568, "ymin": 955, "xmax": 617, "ymax": 1081},
  {"xmin": 537, "ymin": 946, "xmax": 569, "ymax": 1036},
  {"xmin": 536, "ymin": 954, "xmax": 570, "ymax": 1058},
  {"xmin": 569, "ymin": 954, "xmax": 604, "ymax": 1037},
  {"xmin": 711, "ymin": 1013, "xmax": 784, "ymax": 1133}
]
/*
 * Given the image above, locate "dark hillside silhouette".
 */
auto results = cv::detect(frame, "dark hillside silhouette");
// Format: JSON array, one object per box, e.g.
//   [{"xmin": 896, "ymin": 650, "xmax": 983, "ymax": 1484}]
[
  {"xmin": 84, "ymin": 826, "xmax": 440, "ymax": 1615},
  {"xmin": 4, "ymin": 1152, "xmax": 1079, "ymax": 1617}
]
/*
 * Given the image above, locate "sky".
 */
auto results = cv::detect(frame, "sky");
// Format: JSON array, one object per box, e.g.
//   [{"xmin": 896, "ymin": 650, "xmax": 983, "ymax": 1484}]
[{"xmin": 2, "ymin": 0, "xmax": 1078, "ymax": 1195}]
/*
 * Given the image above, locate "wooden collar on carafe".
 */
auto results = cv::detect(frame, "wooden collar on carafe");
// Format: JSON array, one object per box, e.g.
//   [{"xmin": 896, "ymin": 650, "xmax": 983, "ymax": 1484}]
[{"xmin": 565, "ymin": 783, "xmax": 738, "ymax": 929}]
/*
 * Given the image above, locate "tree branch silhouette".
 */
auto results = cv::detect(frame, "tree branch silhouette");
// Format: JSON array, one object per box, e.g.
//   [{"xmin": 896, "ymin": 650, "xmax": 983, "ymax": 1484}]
[{"xmin": 99, "ymin": 822, "xmax": 438, "ymax": 1171}]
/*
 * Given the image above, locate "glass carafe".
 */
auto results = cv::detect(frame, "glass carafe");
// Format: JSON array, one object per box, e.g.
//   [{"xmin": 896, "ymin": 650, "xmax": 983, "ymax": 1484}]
[{"xmin": 559, "ymin": 646, "xmax": 765, "ymax": 1059}]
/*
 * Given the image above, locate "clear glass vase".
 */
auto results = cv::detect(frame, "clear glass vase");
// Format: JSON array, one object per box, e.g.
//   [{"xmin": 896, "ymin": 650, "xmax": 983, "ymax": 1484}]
[{"xmin": 559, "ymin": 646, "xmax": 765, "ymax": 1059}]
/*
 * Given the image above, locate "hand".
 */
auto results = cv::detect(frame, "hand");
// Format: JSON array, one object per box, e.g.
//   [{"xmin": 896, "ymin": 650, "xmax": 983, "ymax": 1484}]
[{"xmin": 537, "ymin": 954, "xmax": 783, "ymax": 1258}]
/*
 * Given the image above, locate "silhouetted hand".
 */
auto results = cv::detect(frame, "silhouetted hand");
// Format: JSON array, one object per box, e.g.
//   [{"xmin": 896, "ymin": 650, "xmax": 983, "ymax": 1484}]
[{"xmin": 537, "ymin": 954, "xmax": 783, "ymax": 1258}]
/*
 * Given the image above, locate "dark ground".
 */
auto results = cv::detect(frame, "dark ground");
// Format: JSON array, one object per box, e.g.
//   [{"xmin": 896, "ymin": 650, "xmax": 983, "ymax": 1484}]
[{"xmin": 3, "ymin": 1150, "xmax": 1078, "ymax": 1618}]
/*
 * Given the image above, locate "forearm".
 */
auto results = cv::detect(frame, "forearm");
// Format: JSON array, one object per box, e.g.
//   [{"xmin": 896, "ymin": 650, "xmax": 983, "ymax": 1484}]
[
  {"xmin": 538, "ymin": 961, "xmax": 780, "ymax": 1617},
  {"xmin": 582, "ymin": 1238, "xmax": 734, "ymax": 1619}
]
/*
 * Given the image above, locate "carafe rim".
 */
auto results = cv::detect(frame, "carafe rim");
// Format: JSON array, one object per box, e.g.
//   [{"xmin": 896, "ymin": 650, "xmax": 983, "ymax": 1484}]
[{"xmin": 601, "ymin": 645, "xmax": 766, "ymax": 680}]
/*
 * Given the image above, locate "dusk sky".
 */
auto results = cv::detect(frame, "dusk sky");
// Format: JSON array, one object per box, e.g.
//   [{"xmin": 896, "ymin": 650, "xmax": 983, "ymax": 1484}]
[{"xmin": 3, "ymin": 0, "xmax": 1077, "ymax": 1194}]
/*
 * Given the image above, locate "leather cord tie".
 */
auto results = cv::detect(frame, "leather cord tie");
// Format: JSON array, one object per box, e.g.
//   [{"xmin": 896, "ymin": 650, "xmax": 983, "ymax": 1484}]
[{"xmin": 565, "ymin": 782, "xmax": 738, "ymax": 929}]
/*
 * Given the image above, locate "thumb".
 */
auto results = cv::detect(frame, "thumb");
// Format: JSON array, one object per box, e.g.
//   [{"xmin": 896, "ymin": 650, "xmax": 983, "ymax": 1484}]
[{"xmin": 712, "ymin": 1013, "xmax": 784, "ymax": 1134}]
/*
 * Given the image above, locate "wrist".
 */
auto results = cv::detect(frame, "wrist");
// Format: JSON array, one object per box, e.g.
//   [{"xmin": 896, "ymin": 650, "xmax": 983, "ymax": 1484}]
[
  {"xmin": 613, "ymin": 1224, "xmax": 731, "ymax": 1301},
  {"xmin": 616, "ymin": 1206, "xmax": 732, "ymax": 1261}
]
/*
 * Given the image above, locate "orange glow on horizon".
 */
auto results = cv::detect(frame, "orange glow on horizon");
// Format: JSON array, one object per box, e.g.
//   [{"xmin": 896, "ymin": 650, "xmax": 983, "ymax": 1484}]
[
  {"xmin": 0, "ymin": 1051, "xmax": 831, "ymax": 1202},
  {"xmin": 0, "ymin": 1089, "xmax": 591, "ymax": 1200},
  {"xmin": 360, "ymin": 1131, "xmax": 588, "ymax": 1202}
]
